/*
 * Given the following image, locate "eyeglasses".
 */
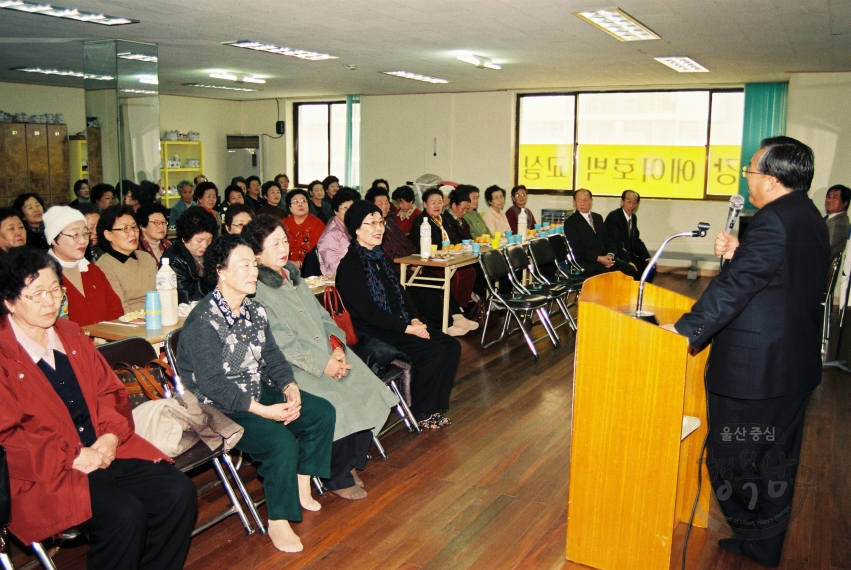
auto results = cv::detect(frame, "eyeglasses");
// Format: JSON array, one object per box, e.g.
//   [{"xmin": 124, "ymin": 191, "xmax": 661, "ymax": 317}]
[
  {"xmin": 147, "ymin": 220, "xmax": 168, "ymax": 227},
  {"xmin": 741, "ymin": 166, "xmax": 762, "ymax": 177},
  {"xmin": 20, "ymin": 285, "xmax": 65, "ymax": 304},
  {"xmin": 290, "ymin": 199, "xmax": 307, "ymax": 205},
  {"xmin": 58, "ymin": 231, "xmax": 91, "ymax": 242},
  {"xmin": 514, "ymin": 192, "xmax": 527, "ymax": 198},
  {"xmin": 361, "ymin": 220, "xmax": 386, "ymax": 229},
  {"xmin": 110, "ymin": 225, "xmax": 139, "ymax": 233}
]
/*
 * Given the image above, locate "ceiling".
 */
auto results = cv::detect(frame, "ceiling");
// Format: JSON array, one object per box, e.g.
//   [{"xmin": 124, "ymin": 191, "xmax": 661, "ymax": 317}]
[{"xmin": 1, "ymin": 0, "xmax": 849, "ymax": 100}]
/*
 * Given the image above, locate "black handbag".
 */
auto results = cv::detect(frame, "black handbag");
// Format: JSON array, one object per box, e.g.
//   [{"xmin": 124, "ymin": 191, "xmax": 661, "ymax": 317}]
[{"xmin": 350, "ymin": 334, "xmax": 409, "ymax": 377}]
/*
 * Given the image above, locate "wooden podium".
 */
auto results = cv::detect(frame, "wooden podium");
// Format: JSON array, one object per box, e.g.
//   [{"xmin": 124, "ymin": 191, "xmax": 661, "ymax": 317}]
[{"xmin": 566, "ymin": 272, "xmax": 711, "ymax": 570}]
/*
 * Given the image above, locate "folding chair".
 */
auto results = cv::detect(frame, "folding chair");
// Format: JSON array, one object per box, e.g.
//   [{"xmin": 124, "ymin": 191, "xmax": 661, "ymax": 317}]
[
  {"xmin": 548, "ymin": 233, "xmax": 586, "ymax": 277},
  {"xmin": 478, "ymin": 248, "xmax": 558, "ymax": 357},
  {"xmin": 107, "ymin": 335, "xmax": 265, "ymax": 537},
  {"xmin": 527, "ymin": 237, "xmax": 582, "ymax": 332},
  {"xmin": 503, "ymin": 243, "xmax": 570, "ymax": 340},
  {"xmin": 822, "ymin": 251, "xmax": 843, "ymax": 361}
]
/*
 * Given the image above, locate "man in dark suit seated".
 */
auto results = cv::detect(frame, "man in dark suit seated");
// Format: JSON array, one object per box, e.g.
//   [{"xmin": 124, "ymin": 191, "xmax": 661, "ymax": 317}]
[
  {"xmin": 443, "ymin": 189, "xmax": 473, "ymax": 243},
  {"xmin": 824, "ymin": 183, "xmax": 850, "ymax": 258},
  {"xmin": 672, "ymin": 136, "xmax": 829, "ymax": 568},
  {"xmin": 604, "ymin": 190, "xmax": 652, "ymax": 281},
  {"xmin": 564, "ymin": 188, "xmax": 636, "ymax": 278}
]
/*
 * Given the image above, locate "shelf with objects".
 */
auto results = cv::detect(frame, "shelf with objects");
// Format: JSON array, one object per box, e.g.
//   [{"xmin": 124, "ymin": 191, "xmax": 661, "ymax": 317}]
[{"xmin": 160, "ymin": 140, "xmax": 203, "ymax": 207}]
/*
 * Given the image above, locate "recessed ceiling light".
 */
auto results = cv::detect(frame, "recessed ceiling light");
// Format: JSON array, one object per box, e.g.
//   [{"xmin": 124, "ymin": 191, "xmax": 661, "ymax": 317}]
[
  {"xmin": 0, "ymin": 1, "xmax": 136, "ymax": 25},
  {"xmin": 117, "ymin": 52, "xmax": 157, "ymax": 63},
  {"xmin": 241, "ymin": 76, "xmax": 266, "ymax": 84},
  {"xmin": 12, "ymin": 66, "xmax": 114, "ymax": 80},
  {"xmin": 120, "ymin": 88, "xmax": 157, "ymax": 95},
  {"xmin": 182, "ymin": 83, "xmax": 260, "ymax": 92},
  {"xmin": 209, "ymin": 72, "xmax": 238, "ymax": 81},
  {"xmin": 382, "ymin": 71, "xmax": 448, "ymax": 84},
  {"xmin": 654, "ymin": 56, "xmax": 709, "ymax": 72},
  {"xmin": 223, "ymin": 40, "xmax": 337, "ymax": 61},
  {"xmin": 574, "ymin": 8, "xmax": 659, "ymax": 41},
  {"xmin": 456, "ymin": 54, "xmax": 501, "ymax": 70}
]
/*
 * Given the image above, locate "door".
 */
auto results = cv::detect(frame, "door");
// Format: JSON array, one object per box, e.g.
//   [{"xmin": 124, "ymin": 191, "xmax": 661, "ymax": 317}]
[
  {"xmin": 2, "ymin": 124, "xmax": 29, "ymax": 201},
  {"xmin": 26, "ymin": 124, "xmax": 49, "ymax": 198},
  {"xmin": 48, "ymin": 124, "xmax": 69, "ymax": 205}
]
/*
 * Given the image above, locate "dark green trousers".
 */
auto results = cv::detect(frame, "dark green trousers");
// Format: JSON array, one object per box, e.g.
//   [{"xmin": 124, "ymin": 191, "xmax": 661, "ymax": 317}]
[{"xmin": 226, "ymin": 383, "xmax": 335, "ymax": 521}]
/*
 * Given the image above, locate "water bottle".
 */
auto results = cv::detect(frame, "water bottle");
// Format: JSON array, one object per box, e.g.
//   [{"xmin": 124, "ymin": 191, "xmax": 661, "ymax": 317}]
[
  {"xmin": 518, "ymin": 208, "xmax": 528, "ymax": 243},
  {"xmin": 156, "ymin": 258, "xmax": 179, "ymax": 326},
  {"xmin": 145, "ymin": 291, "xmax": 162, "ymax": 330},
  {"xmin": 419, "ymin": 218, "xmax": 432, "ymax": 259}
]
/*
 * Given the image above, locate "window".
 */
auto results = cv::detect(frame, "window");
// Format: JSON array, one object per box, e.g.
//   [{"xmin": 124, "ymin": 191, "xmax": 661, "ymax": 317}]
[
  {"xmin": 516, "ymin": 90, "xmax": 744, "ymax": 199},
  {"xmin": 294, "ymin": 101, "xmax": 360, "ymax": 187}
]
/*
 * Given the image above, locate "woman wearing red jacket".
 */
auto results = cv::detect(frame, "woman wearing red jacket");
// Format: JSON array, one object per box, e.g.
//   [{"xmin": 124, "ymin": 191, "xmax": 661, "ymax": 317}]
[{"xmin": 0, "ymin": 247, "xmax": 196, "ymax": 570}]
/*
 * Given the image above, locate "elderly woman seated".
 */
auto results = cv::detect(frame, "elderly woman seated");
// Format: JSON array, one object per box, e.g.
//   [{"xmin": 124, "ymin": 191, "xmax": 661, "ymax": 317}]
[
  {"xmin": 0, "ymin": 247, "xmax": 196, "ymax": 569},
  {"xmin": 177, "ymin": 234, "xmax": 335, "ymax": 552},
  {"xmin": 0, "ymin": 207, "xmax": 26, "ymax": 253},
  {"xmin": 135, "ymin": 202, "xmax": 171, "ymax": 263},
  {"xmin": 337, "ymin": 201, "xmax": 461, "ymax": 430},
  {"xmin": 193, "ymin": 181, "xmax": 220, "ymax": 218},
  {"xmin": 316, "ymin": 187, "xmax": 359, "ymax": 275},
  {"xmin": 246, "ymin": 215, "xmax": 397, "ymax": 499},
  {"xmin": 223, "ymin": 203, "xmax": 255, "ymax": 235},
  {"xmin": 14, "ymin": 193, "xmax": 47, "ymax": 251},
  {"xmin": 257, "ymin": 181, "xmax": 289, "ymax": 220},
  {"xmin": 283, "ymin": 188, "xmax": 326, "ymax": 270},
  {"xmin": 481, "ymin": 185, "xmax": 511, "ymax": 235},
  {"xmin": 162, "ymin": 206, "xmax": 218, "ymax": 304},
  {"xmin": 43, "ymin": 206, "xmax": 123, "ymax": 326},
  {"xmin": 96, "ymin": 205, "xmax": 159, "ymax": 313}
]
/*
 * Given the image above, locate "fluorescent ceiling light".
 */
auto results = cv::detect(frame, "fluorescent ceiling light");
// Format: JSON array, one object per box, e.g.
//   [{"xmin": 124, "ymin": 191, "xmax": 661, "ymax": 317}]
[
  {"xmin": 654, "ymin": 56, "xmax": 709, "ymax": 72},
  {"xmin": 120, "ymin": 88, "xmax": 156, "ymax": 95},
  {"xmin": 209, "ymin": 71, "xmax": 237, "ymax": 81},
  {"xmin": 183, "ymin": 83, "xmax": 260, "ymax": 92},
  {"xmin": 574, "ymin": 8, "xmax": 659, "ymax": 41},
  {"xmin": 12, "ymin": 66, "xmax": 114, "ymax": 81},
  {"xmin": 456, "ymin": 54, "xmax": 501, "ymax": 70},
  {"xmin": 241, "ymin": 76, "xmax": 266, "ymax": 84},
  {"xmin": 138, "ymin": 75, "xmax": 158, "ymax": 84},
  {"xmin": 382, "ymin": 71, "xmax": 448, "ymax": 84},
  {"xmin": 117, "ymin": 52, "xmax": 157, "ymax": 63},
  {"xmin": 224, "ymin": 40, "xmax": 337, "ymax": 61},
  {"xmin": 0, "ymin": 1, "xmax": 136, "ymax": 25}
]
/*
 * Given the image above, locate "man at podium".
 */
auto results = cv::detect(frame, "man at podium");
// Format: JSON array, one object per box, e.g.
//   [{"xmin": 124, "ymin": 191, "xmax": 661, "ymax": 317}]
[{"xmin": 671, "ymin": 136, "xmax": 829, "ymax": 567}]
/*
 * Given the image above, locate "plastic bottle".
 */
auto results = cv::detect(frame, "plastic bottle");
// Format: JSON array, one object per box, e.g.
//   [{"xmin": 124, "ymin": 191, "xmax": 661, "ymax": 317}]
[
  {"xmin": 156, "ymin": 258, "xmax": 179, "ymax": 326},
  {"xmin": 420, "ymin": 219, "xmax": 432, "ymax": 259},
  {"xmin": 518, "ymin": 208, "xmax": 528, "ymax": 243}
]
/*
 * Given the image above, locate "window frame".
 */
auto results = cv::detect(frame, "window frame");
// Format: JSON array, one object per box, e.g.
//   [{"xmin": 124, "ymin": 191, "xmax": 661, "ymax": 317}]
[
  {"xmin": 514, "ymin": 88, "xmax": 744, "ymax": 201},
  {"xmin": 293, "ymin": 100, "xmax": 346, "ymax": 188}
]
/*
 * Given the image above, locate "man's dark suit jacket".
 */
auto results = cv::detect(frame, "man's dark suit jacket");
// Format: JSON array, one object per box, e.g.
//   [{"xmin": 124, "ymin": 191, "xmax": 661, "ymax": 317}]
[
  {"xmin": 564, "ymin": 210, "xmax": 616, "ymax": 268},
  {"xmin": 675, "ymin": 191, "xmax": 830, "ymax": 400},
  {"xmin": 443, "ymin": 211, "xmax": 472, "ymax": 242},
  {"xmin": 604, "ymin": 208, "xmax": 651, "ymax": 264}
]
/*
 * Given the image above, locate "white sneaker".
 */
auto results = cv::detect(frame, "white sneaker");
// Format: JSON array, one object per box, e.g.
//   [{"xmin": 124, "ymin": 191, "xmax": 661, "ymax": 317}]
[
  {"xmin": 447, "ymin": 325, "xmax": 469, "ymax": 336},
  {"xmin": 453, "ymin": 313, "xmax": 480, "ymax": 331}
]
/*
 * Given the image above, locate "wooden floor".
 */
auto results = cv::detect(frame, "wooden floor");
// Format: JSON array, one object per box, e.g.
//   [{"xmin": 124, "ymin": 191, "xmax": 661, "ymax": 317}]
[{"xmin": 10, "ymin": 273, "xmax": 851, "ymax": 570}]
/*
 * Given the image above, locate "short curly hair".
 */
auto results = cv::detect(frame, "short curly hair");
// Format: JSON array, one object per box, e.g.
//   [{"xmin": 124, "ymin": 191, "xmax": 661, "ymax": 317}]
[
  {"xmin": 13, "ymin": 193, "xmax": 45, "ymax": 217},
  {"xmin": 90, "ymin": 183, "xmax": 115, "ymax": 205},
  {"xmin": 261, "ymin": 180, "xmax": 281, "ymax": 199},
  {"xmin": 322, "ymin": 175, "xmax": 339, "ymax": 191},
  {"xmin": 332, "ymin": 188, "xmax": 361, "ymax": 212},
  {"xmin": 391, "ymin": 185, "xmax": 415, "ymax": 203},
  {"xmin": 243, "ymin": 214, "xmax": 287, "ymax": 255},
  {"xmin": 135, "ymin": 202, "xmax": 168, "ymax": 228},
  {"xmin": 364, "ymin": 186, "xmax": 389, "ymax": 205},
  {"xmin": 97, "ymin": 205, "xmax": 136, "ymax": 252},
  {"xmin": 176, "ymin": 206, "xmax": 219, "ymax": 243},
  {"xmin": 224, "ymin": 204, "xmax": 255, "ymax": 233},
  {"xmin": 449, "ymin": 189, "xmax": 471, "ymax": 206},
  {"xmin": 0, "ymin": 207, "xmax": 22, "ymax": 226},
  {"xmin": 484, "ymin": 185, "xmax": 505, "ymax": 205},
  {"xmin": 203, "ymin": 233, "xmax": 252, "ymax": 282},
  {"xmin": 224, "ymin": 185, "xmax": 244, "ymax": 204},
  {"xmin": 421, "ymin": 187, "xmax": 444, "ymax": 205},
  {"xmin": 193, "ymin": 181, "xmax": 218, "ymax": 203},
  {"xmin": 0, "ymin": 246, "xmax": 61, "ymax": 315},
  {"xmin": 285, "ymin": 188, "xmax": 309, "ymax": 208}
]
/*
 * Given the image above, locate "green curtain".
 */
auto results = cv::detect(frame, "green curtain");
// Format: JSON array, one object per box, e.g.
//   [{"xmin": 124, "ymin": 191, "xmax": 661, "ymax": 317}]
[
  {"xmin": 344, "ymin": 95, "xmax": 360, "ymax": 189},
  {"xmin": 739, "ymin": 83, "xmax": 787, "ymax": 208}
]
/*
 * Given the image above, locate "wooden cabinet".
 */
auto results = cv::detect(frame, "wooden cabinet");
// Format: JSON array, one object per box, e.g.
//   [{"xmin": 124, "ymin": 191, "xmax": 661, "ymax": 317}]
[{"xmin": 0, "ymin": 123, "xmax": 70, "ymax": 207}]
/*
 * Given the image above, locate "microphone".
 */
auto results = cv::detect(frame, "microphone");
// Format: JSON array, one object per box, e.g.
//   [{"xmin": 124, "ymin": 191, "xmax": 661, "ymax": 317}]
[
  {"xmin": 692, "ymin": 222, "xmax": 710, "ymax": 238},
  {"xmin": 724, "ymin": 195, "xmax": 745, "ymax": 234}
]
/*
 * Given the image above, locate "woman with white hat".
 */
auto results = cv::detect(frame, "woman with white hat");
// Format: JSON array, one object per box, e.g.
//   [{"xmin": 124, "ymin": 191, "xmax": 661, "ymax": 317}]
[{"xmin": 44, "ymin": 206, "xmax": 123, "ymax": 326}]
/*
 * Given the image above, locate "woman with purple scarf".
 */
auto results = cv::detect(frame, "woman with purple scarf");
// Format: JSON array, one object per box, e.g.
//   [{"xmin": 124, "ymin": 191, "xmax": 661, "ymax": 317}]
[{"xmin": 335, "ymin": 201, "xmax": 461, "ymax": 430}]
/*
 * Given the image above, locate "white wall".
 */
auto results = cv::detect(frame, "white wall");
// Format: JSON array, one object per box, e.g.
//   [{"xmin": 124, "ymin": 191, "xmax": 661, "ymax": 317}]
[
  {"xmin": 787, "ymin": 72, "xmax": 851, "ymax": 214},
  {"xmin": 2, "ymin": 82, "xmax": 87, "ymax": 134}
]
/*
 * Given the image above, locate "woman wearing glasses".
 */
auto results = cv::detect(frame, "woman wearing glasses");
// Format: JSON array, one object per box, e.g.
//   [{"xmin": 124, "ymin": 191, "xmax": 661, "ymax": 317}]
[
  {"xmin": 0, "ymin": 246, "xmax": 197, "ymax": 569},
  {"xmin": 162, "ymin": 206, "xmax": 219, "ymax": 304},
  {"xmin": 505, "ymin": 185, "xmax": 536, "ymax": 234},
  {"xmin": 43, "ymin": 206, "xmax": 123, "ymax": 327},
  {"xmin": 336, "ymin": 201, "xmax": 461, "ymax": 430},
  {"xmin": 283, "ymin": 188, "xmax": 326, "ymax": 270},
  {"xmin": 135, "ymin": 202, "xmax": 172, "ymax": 263},
  {"xmin": 96, "ymin": 205, "xmax": 159, "ymax": 313}
]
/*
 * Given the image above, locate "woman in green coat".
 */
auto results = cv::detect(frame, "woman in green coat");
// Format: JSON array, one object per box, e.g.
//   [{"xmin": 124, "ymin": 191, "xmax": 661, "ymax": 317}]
[{"xmin": 246, "ymin": 214, "xmax": 398, "ymax": 500}]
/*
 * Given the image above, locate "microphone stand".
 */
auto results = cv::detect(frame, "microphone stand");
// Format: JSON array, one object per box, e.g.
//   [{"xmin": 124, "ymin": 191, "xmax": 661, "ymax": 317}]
[{"xmin": 626, "ymin": 223, "xmax": 710, "ymax": 325}]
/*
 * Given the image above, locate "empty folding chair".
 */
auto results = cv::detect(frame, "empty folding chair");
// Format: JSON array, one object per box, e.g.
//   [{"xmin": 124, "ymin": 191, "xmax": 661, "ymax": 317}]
[
  {"xmin": 527, "ymin": 237, "xmax": 581, "ymax": 332},
  {"xmin": 503, "ymin": 243, "xmax": 570, "ymax": 340},
  {"xmin": 478, "ymin": 248, "xmax": 558, "ymax": 357},
  {"xmin": 821, "ymin": 252, "xmax": 843, "ymax": 360}
]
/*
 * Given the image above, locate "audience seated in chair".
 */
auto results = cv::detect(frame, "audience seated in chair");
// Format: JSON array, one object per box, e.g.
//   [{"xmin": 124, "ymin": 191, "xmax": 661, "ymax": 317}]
[
  {"xmin": 336, "ymin": 201, "xmax": 461, "ymax": 430},
  {"xmin": 390, "ymin": 185, "xmax": 421, "ymax": 235},
  {"xmin": 480, "ymin": 185, "xmax": 511, "ymax": 236},
  {"xmin": 162, "ymin": 206, "xmax": 219, "ymax": 304},
  {"xmin": 44, "ymin": 206, "xmax": 123, "ymax": 327},
  {"xmin": 505, "ymin": 185, "xmax": 536, "ymax": 234},
  {"xmin": 604, "ymin": 190, "xmax": 652, "ymax": 282},
  {"xmin": 136, "ymin": 202, "xmax": 172, "ymax": 263},
  {"xmin": 0, "ymin": 208, "xmax": 26, "ymax": 254},
  {"xmin": 257, "ymin": 181, "xmax": 289, "ymax": 221},
  {"xmin": 223, "ymin": 203, "xmax": 255, "ymax": 235},
  {"xmin": 308, "ymin": 180, "xmax": 334, "ymax": 224},
  {"xmin": 317, "ymin": 188, "xmax": 360, "ymax": 275},
  {"xmin": 461, "ymin": 185, "xmax": 490, "ymax": 239},
  {"xmin": 824, "ymin": 183, "xmax": 850, "ymax": 258},
  {"xmin": 246, "ymin": 215, "xmax": 398, "ymax": 500},
  {"xmin": 176, "ymin": 234, "xmax": 335, "ymax": 553},
  {"xmin": 0, "ymin": 247, "xmax": 196, "ymax": 569},
  {"xmin": 96, "ymin": 205, "xmax": 159, "ymax": 312},
  {"xmin": 283, "ymin": 188, "xmax": 326, "ymax": 271},
  {"xmin": 564, "ymin": 189, "xmax": 636, "ymax": 278}
]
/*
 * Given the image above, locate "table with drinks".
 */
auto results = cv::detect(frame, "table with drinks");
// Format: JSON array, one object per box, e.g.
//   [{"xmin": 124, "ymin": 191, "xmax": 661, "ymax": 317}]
[{"xmin": 396, "ymin": 224, "xmax": 565, "ymax": 333}]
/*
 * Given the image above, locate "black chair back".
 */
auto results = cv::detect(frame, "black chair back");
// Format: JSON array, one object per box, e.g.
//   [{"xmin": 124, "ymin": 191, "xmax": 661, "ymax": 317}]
[
  {"xmin": 505, "ymin": 243, "xmax": 531, "ymax": 272},
  {"xmin": 529, "ymin": 238, "xmax": 557, "ymax": 265},
  {"xmin": 479, "ymin": 248, "xmax": 510, "ymax": 281},
  {"xmin": 164, "ymin": 329, "xmax": 186, "ymax": 395},
  {"xmin": 548, "ymin": 234, "xmax": 568, "ymax": 259},
  {"xmin": 97, "ymin": 337, "xmax": 157, "ymax": 368}
]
